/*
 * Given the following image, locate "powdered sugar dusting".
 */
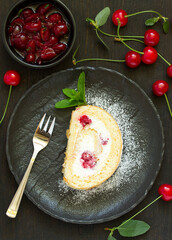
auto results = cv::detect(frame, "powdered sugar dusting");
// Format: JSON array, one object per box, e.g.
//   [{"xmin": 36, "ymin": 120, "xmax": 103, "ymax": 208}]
[{"xmin": 58, "ymin": 84, "xmax": 149, "ymax": 205}]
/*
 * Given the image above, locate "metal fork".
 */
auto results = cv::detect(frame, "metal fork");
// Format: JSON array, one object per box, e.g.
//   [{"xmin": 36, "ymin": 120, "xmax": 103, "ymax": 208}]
[{"xmin": 6, "ymin": 114, "xmax": 55, "ymax": 218}]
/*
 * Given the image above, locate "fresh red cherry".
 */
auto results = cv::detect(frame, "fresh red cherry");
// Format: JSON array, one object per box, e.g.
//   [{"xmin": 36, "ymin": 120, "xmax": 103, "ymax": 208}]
[
  {"xmin": 167, "ymin": 65, "xmax": 172, "ymax": 78},
  {"xmin": 144, "ymin": 29, "xmax": 160, "ymax": 47},
  {"xmin": 25, "ymin": 53, "xmax": 36, "ymax": 63},
  {"xmin": 52, "ymin": 43, "xmax": 67, "ymax": 54},
  {"xmin": 24, "ymin": 21, "xmax": 41, "ymax": 32},
  {"xmin": 53, "ymin": 23, "xmax": 68, "ymax": 37},
  {"xmin": 36, "ymin": 3, "xmax": 52, "ymax": 15},
  {"xmin": 141, "ymin": 46, "xmax": 158, "ymax": 64},
  {"xmin": 26, "ymin": 40, "xmax": 36, "ymax": 53},
  {"xmin": 40, "ymin": 27, "xmax": 50, "ymax": 42},
  {"xmin": 4, "ymin": 70, "xmax": 21, "ymax": 86},
  {"xmin": 48, "ymin": 13, "xmax": 62, "ymax": 23},
  {"xmin": 158, "ymin": 184, "xmax": 172, "ymax": 201},
  {"xmin": 152, "ymin": 80, "xmax": 169, "ymax": 96},
  {"xmin": 40, "ymin": 48, "xmax": 56, "ymax": 60},
  {"xmin": 0, "ymin": 70, "xmax": 21, "ymax": 125},
  {"xmin": 11, "ymin": 33, "xmax": 28, "ymax": 50},
  {"xmin": 112, "ymin": 9, "xmax": 128, "ymax": 27},
  {"xmin": 125, "ymin": 51, "xmax": 141, "ymax": 68},
  {"xmin": 20, "ymin": 8, "xmax": 34, "ymax": 19}
]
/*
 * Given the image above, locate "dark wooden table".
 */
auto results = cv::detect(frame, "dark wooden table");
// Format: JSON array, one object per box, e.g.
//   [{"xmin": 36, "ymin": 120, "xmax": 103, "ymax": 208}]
[{"xmin": 0, "ymin": 0, "xmax": 172, "ymax": 239}]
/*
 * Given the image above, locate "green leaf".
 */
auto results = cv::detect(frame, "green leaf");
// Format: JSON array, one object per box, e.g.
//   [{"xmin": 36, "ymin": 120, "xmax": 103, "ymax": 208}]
[
  {"xmin": 163, "ymin": 20, "xmax": 169, "ymax": 33},
  {"xmin": 145, "ymin": 17, "xmax": 159, "ymax": 26},
  {"xmin": 55, "ymin": 99, "xmax": 78, "ymax": 108},
  {"xmin": 107, "ymin": 234, "xmax": 117, "ymax": 240},
  {"xmin": 77, "ymin": 72, "xmax": 86, "ymax": 102},
  {"xmin": 62, "ymin": 88, "xmax": 78, "ymax": 98},
  {"xmin": 55, "ymin": 72, "xmax": 87, "ymax": 109},
  {"xmin": 95, "ymin": 7, "xmax": 110, "ymax": 27},
  {"xmin": 118, "ymin": 220, "xmax": 150, "ymax": 237}
]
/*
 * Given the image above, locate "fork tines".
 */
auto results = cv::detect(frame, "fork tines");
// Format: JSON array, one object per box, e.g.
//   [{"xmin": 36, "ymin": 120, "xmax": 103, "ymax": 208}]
[{"xmin": 38, "ymin": 113, "xmax": 55, "ymax": 135}]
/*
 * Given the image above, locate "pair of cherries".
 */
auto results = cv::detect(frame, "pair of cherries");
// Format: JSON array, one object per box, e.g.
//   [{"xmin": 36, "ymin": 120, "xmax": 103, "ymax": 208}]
[{"xmin": 124, "ymin": 29, "xmax": 159, "ymax": 68}]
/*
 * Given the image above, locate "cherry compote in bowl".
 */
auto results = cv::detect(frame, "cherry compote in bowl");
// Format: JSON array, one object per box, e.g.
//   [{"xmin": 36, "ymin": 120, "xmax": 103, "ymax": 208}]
[{"xmin": 3, "ymin": 0, "xmax": 76, "ymax": 68}]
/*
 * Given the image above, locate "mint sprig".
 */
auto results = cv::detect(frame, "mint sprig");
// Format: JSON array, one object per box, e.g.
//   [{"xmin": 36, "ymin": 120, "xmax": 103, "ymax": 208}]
[{"xmin": 55, "ymin": 72, "xmax": 87, "ymax": 109}]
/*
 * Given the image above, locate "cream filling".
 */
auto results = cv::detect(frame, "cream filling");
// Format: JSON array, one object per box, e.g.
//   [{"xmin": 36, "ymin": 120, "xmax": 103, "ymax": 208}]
[{"xmin": 72, "ymin": 117, "xmax": 111, "ymax": 178}]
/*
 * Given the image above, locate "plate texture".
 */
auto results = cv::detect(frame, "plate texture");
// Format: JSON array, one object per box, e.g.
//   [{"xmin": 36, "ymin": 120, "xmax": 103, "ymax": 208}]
[{"xmin": 6, "ymin": 67, "xmax": 164, "ymax": 224}]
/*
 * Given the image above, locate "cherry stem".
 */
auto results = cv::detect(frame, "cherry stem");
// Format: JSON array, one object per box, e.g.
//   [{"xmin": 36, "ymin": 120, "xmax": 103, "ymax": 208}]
[
  {"xmin": 115, "ymin": 37, "xmax": 144, "ymax": 44},
  {"xmin": 158, "ymin": 53, "xmax": 171, "ymax": 66},
  {"xmin": 73, "ymin": 58, "xmax": 125, "ymax": 65},
  {"xmin": 72, "ymin": 46, "xmax": 125, "ymax": 64},
  {"xmin": 164, "ymin": 93, "xmax": 172, "ymax": 117},
  {"xmin": 125, "ymin": 10, "xmax": 162, "ymax": 18},
  {"xmin": 0, "ymin": 85, "xmax": 12, "ymax": 125},
  {"xmin": 95, "ymin": 28, "xmax": 109, "ymax": 49},
  {"xmin": 98, "ymin": 28, "xmax": 144, "ymax": 39},
  {"xmin": 117, "ymin": 20, "xmax": 143, "ymax": 55}
]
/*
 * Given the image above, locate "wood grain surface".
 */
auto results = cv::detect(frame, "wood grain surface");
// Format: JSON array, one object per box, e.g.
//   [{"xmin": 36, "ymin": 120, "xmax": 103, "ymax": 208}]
[{"xmin": 0, "ymin": 0, "xmax": 171, "ymax": 240}]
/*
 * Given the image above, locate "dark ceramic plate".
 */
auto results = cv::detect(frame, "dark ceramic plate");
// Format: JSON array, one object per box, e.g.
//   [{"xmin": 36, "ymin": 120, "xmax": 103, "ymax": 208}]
[{"xmin": 6, "ymin": 67, "xmax": 164, "ymax": 224}]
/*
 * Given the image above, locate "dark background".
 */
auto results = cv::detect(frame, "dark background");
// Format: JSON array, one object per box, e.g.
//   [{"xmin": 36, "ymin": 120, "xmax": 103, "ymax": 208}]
[{"xmin": 0, "ymin": 0, "xmax": 172, "ymax": 240}]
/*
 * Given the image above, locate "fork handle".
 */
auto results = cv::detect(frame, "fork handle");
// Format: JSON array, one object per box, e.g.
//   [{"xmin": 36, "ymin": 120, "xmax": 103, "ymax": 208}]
[{"xmin": 6, "ymin": 152, "xmax": 37, "ymax": 218}]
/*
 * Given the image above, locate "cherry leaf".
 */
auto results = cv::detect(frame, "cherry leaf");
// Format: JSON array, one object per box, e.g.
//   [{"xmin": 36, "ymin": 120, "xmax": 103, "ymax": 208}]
[
  {"xmin": 118, "ymin": 220, "xmax": 150, "ymax": 237},
  {"xmin": 145, "ymin": 17, "xmax": 159, "ymax": 26},
  {"xmin": 163, "ymin": 20, "xmax": 169, "ymax": 33},
  {"xmin": 95, "ymin": 7, "xmax": 110, "ymax": 27}
]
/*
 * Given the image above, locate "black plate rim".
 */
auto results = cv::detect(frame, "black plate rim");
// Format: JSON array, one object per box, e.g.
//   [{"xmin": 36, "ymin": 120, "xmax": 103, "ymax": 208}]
[{"xmin": 6, "ymin": 66, "xmax": 165, "ymax": 224}]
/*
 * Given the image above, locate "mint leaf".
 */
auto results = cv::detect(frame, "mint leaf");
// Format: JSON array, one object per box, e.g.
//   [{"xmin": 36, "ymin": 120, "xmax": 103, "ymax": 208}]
[
  {"xmin": 62, "ymin": 88, "xmax": 78, "ymax": 98},
  {"xmin": 118, "ymin": 220, "xmax": 150, "ymax": 237},
  {"xmin": 95, "ymin": 7, "xmax": 110, "ymax": 27},
  {"xmin": 145, "ymin": 17, "xmax": 159, "ymax": 26},
  {"xmin": 55, "ymin": 72, "xmax": 87, "ymax": 109},
  {"xmin": 163, "ymin": 20, "xmax": 169, "ymax": 33},
  {"xmin": 55, "ymin": 99, "xmax": 78, "ymax": 108},
  {"xmin": 108, "ymin": 235, "xmax": 117, "ymax": 240},
  {"xmin": 77, "ymin": 72, "xmax": 86, "ymax": 103}
]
